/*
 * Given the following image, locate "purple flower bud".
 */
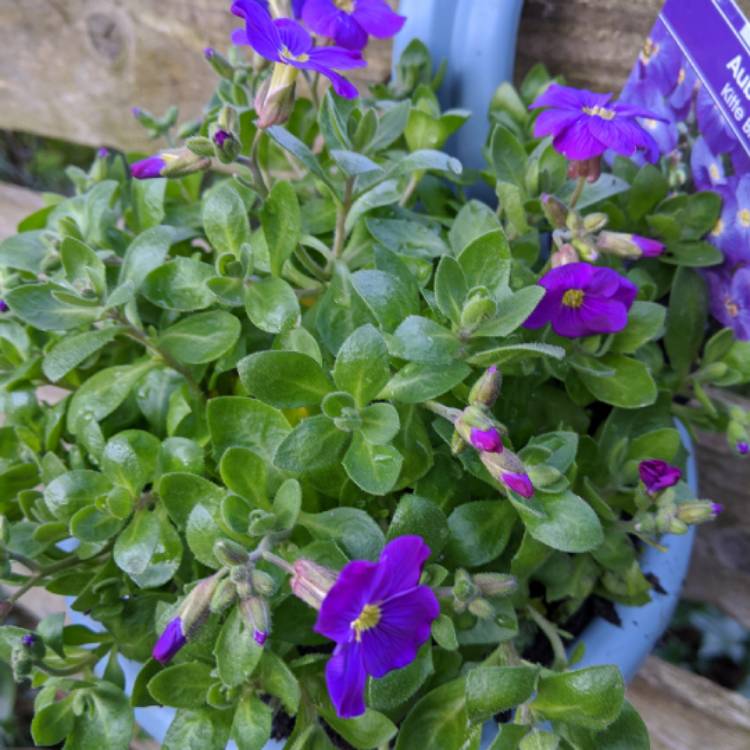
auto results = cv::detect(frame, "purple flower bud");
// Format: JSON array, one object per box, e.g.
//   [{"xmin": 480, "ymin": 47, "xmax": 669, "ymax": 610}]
[
  {"xmin": 711, "ymin": 502, "xmax": 724, "ymax": 516},
  {"xmin": 21, "ymin": 634, "xmax": 35, "ymax": 647},
  {"xmin": 470, "ymin": 427, "xmax": 503, "ymax": 453},
  {"xmin": 204, "ymin": 47, "xmax": 215, "ymax": 60},
  {"xmin": 0, "ymin": 300, "xmax": 9, "ymax": 313},
  {"xmin": 213, "ymin": 129, "xmax": 231, "ymax": 148},
  {"xmin": 639, "ymin": 459, "xmax": 682, "ymax": 494},
  {"xmin": 152, "ymin": 617, "xmax": 187, "ymax": 664},
  {"xmin": 501, "ymin": 471, "xmax": 535, "ymax": 499},
  {"xmin": 291, "ymin": 559, "xmax": 338, "ymax": 610},
  {"xmin": 254, "ymin": 630, "xmax": 268, "ymax": 646},
  {"xmin": 737, "ymin": 441, "xmax": 749, "ymax": 455},
  {"xmin": 131, "ymin": 106, "xmax": 142, "ymax": 118},
  {"xmin": 631, "ymin": 234, "xmax": 664, "ymax": 257},
  {"xmin": 130, "ymin": 155, "xmax": 167, "ymax": 180},
  {"xmin": 97, "ymin": 147, "xmax": 110, "ymax": 159}
]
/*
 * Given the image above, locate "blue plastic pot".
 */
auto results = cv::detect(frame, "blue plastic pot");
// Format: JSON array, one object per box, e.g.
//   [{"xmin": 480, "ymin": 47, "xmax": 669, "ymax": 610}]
[{"xmin": 392, "ymin": 0, "xmax": 526, "ymax": 171}]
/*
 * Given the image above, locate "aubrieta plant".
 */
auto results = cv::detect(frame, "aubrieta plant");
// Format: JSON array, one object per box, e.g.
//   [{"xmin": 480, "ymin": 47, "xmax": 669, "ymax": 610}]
[{"xmin": 0, "ymin": 1, "xmax": 746, "ymax": 748}]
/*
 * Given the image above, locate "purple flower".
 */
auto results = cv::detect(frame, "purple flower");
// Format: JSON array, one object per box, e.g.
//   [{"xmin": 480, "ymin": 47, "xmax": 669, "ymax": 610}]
[
  {"xmin": 669, "ymin": 59, "xmax": 698, "ymax": 120},
  {"xmin": 470, "ymin": 427, "xmax": 503, "ymax": 453},
  {"xmin": 152, "ymin": 616, "xmax": 187, "ymax": 664},
  {"xmin": 131, "ymin": 155, "xmax": 167, "ymax": 180},
  {"xmin": 97, "ymin": 147, "xmax": 110, "ymax": 159},
  {"xmin": 639, "ymin": 459, "xmax": 682, "ymax": 494},
  {"xmin": 696, "ymin": 85, "xmax": 736, "ymax": 155},
  {"xmin": 691, "ymin": 136, "xmax": 727, "ymax": 192},
  {"xmin": 501, "ymin": 472, "xmax": 535, "ymax": 499},
  {"xmin": 524, "ymin": 263, "xmax": 637, "ymax": 338},
  {"xmin": 254, "ymin": 630, "xmax": 268, "ymax": 645},
  {"xmin": 637, "ymin": 20, "xmax": 682, "ymax": 96},
  {"xmin": 0, "ymin": 300, "xmax": 9, "ymax": 313},
  {"xmin": 292, "ymin": 0, "xmax": 305, "ymax": 16},
  {"xmin": 632, "ymin": 235, "xmax": 664, "ymax": 257},
  {"xmin": 479, "ymin": 450, "xmax": 535, "ymax": 499},
  {"xmin": 530, "ymin": 83, "xmax": 663, "ymax": 163},
  {"xmin": 705, "ymin": 186, "xmax": 737, "ymax": 262},
  {"xmin": 617, "ymin": 79, "xmax": 678, "ymax": 161},
  {"xmin": 737, "ymin": 441, "xmax": 749, "ymax": 455},
  {"xmin": 721, "ymin": 176, "xmax": 750, "ymax": 264},
  {"xmin": 21, "ymin": 634, "xmax": 35, "ymax": 647},
  {"xmin": 314, "ymin": 536, "xmax": 439, "ymax": 718},
  {"xmin": 213, "ymin": 129, "xmax": 232, "ymax": 147},
  {"xmin": 711, "ymin": 502, "xmax": 724, "ymax": 516},
  {"xmin": 302, "ymin": 0, "xmax": 406, "ymax": 51},
  {"xmin": 706, "ymin": 267, "xmax": 750, "ymax": 340}
]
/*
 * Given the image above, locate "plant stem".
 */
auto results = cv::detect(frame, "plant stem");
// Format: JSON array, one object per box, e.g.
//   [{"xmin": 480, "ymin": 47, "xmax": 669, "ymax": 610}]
[
  {"xmin": 569, "ymin": 175, "xmax": 587, "ymax": 209},
  {"xmin": 423, "ymin": 400, "xmax": 462, "ymax": 423},
  {"xmin": 398, "ymin": 172, "xmax": 421, "ymax": 208},
  {"xmin": 262, "ymin": 550, "xmax": 295, "ymax": 575},
  {"xmin": 332, "ymin": 177, "xmax": 355, "ymax": 259},
  {"xmin": 238, "ymin": 130, "xmax": 269, "ymax": 198},
  {"xmin": 6, "ymin": 552, "xmax": 41, "ymax": 572},
  {"xmin": 526, "ymin": 606, "xmax": 568, "ymax": 671}
]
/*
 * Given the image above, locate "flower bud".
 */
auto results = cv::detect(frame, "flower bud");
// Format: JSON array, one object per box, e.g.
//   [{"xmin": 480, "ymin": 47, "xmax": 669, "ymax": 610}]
[
  {"xmin": 460, "ymin": 293, "xmax": 496, "ymax": 330},
  {"xmin": 468, "ymin": 597, "xmax": 496, "ymax": 620},
  {"xmin": 251, "ymin": 569, "xmax": 276, "ymax": 597},
  {"xmin": 152, "ymin": 616, "xmax": 187, "ymax": 664},
  {"xmin": 210, "ymin": 579, "xmax": 238, "ymax": 614},
  {"xmin": 450, "ymin": 431, "xmax": 467, "ymax": 455},
  {"xmin": 204, "ymin": 47, "xmax": 235, "ymax": 79},
  {"xmin": 131, "ymin": 106, "xmax": 160, "ymax": 130},
  {"xmin": 177, "ymin": 119, "xmax": 203, "ymax": 140},
  {"xmin": 213, "ymin": 539, "xmax": 249, "ymax": 567},
  {"xmin": 11, "ymin": 643, "xmax": 33, "ymax": 680},
  {"xmin": 211, "ymin": 128, "xmax": 241, "ymax": 164},
  {"xmin": 639, "ymin": 459, "xmax": 681, "ymax": 495},
  {"xmin": 469, "ymin": 427, "xmax": 503, "ymax": 453},
  {"xmin": 290, "ymin": 559, "xmax": 338, "ymax": 610},
  {"xmin": 668, "ymin": 518, "xmax": 689, "ymax": 535},
  {"xmin": 550, "ymin": 243, "xmax": 579, "ymax": 268},
  {"xmin": 21, "ymin": 633, "xmax": 45, "ymax": 659},
  {"xmin": 480, "ymin": 450, "xmax": 535, "ymax": 499},
  {"xmin": 597, "ymin": 231, "xmax": 664, "ymax": 259},
  {"xmin": 676, "ymin": 501, "xmax": 723, "ymax": 525},
  {"xmin": 186, "ymin": 136, "xmax": 216, "ymax": 158},
  {"xmin": 468, "ymin": 366, "xmax": 502, "ymax": 408},
  {"xmin": 568, "ymin": 156, "xmax": 601, "ymax": 182},
  {"xmin": 571, "ymin": 236, "xmax": 599, "ymax": 262},
  {"xmin": 130, "ymin": 148, "xmax": 211, "ymax": 180},
  {"xmin": 452, "ymin": 569, "xmax": 477, "ymax": 602},
  {"xmin": 473, "ymin": 573, "xmax": 517, "ymax": 597},
  {"xmin": 255, "ymin": 64, "xmax": 298, "ymax": 129},
  {"xmin": 738, "ymin": 441, "xmax": 749, "ymax": 456},
  {"xmin": 240, "ymin": 596, "xmax": 271, "ymax": 646},
  {"xmin": 582, "ymin": 212, "xmax": 609, "ymax": 233},
  {"xmin": 540, "ymin": 194, "xmax": 569, "ymax": 229},
  {"xmin": 179, "ymin": 573, "xmax": 222, "ymax": 635}
]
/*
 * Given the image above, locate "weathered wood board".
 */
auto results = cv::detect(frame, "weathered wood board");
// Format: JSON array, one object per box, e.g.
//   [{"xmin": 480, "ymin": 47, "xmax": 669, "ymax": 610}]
[{"xmin": 0, "ymin": 183, "xmax": 43, "ymax": 240}]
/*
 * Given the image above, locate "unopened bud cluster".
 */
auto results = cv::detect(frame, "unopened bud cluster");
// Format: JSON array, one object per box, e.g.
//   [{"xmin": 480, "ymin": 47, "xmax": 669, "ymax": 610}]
[{"xmin": 450, "ymin": 568, "xmax": 516, "ymax": 621}]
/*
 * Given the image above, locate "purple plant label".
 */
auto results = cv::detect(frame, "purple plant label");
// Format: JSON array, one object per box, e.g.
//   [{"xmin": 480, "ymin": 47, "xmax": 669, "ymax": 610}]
[{"xmin": 663, "ymin": 0, "xmax": 750, "ymax": 157}]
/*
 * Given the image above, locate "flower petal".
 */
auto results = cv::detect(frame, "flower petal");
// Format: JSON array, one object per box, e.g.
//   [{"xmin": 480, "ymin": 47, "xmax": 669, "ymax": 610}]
[
  {"xmin": 370, "ymin": 536, "xmax": 431, "ymax": 602},
  {"xmin": 275, "ymin": 18, "xmax": 312, "ymax": 57},
  {"xmin": 330, "ymin": 12, "xmax": 369, "ymax": 50},
  {"xmin": 361, "ymin": 586, "xmax": 439, "ymax": 677},
  {"xmin": 551, "ymin": 118, "xmax": 607, "ymax": 160},
  {"xmin": 578, "ymin": 297, "xmax": 629, "ymax": 335},
  {"xmin": 326, "ymin": 642, "xmax": 368, "ymax": 718},
  {"xmin": 532, "ymin": 109, "xmax": 583, "ymax": 139},
  {"xmin": 530, "ymin": 83, "xmax": 598, "ymax": 112},
  {"xmin": 302, "ymin": 0, "xmax": 342, "ymax": 37},
  {"xmin": 315, "ymin": 560, "xmax": 378, "ymax": 642},
  {"xmin": 243, "ymin": 4, "xmax": 282, "ymax": 61},
  {"xmin": 523, "ymin": 289, "xmax": 563, "ymax": 329},
  {"xmin": 308, "ymin": 46, "xmax": 367, "ymax": 70},
  {"xmin": 305, "ymin": 62, "xmax": 361, "ymax": 98},
  {"xmin": 353, "ymin": 0, "xmax": 406, "ymax": 38}
]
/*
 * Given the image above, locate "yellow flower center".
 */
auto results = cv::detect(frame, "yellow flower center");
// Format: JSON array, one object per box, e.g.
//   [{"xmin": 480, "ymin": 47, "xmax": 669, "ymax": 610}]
[
  {"xmin": 351, "ymin": 604, "xmax": 381, "ymax": 641},
  {"xmin": 562, "ymin": 289, "xmax": 585, "ymax": 309},
  {"xmin": 280, "ymin": 45, "xmax": 309, "ymax": 63},
  {"xmin": 712, "ymin": 218, "xmax": 725, "ymax": 237},
  {"xmin": 643, "ymin": 118, "xmax": 658, "ymax": 131},
  {"xmin": 582, "ymin": 105, "xmax": 616, "ymax": 121},
  {"xmin": 709, "ymin": 163, "xmax": 721, "ymax": 181},
  {"xmin": 678, "ymin": 67, "xmax": 686, "ymax": 85},
  {"xmin": 336, "ymin": 0, "xmax": 355, "ymax": 10},
  {"xmin": 640, "ymin": 38, "xmax": 660, "ymax": 64},
  {"xmin": 739, "ymin": 208, "xmax": 750, "ymax": 227}
]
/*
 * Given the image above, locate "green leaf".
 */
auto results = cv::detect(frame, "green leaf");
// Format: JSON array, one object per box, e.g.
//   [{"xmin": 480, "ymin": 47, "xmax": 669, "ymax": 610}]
[
  {"xmin": 320, "ymin": 705, "xmax": 397, "ymax": 750},
  {"xmin": 207, "ymin": 396, "xmax": 290, "ymax": 462},
  {"xmin": 577, "ymin": 354, "xmax": 657, "ymax": 409},
  {"xmin": 245, "ymin": 276, "xmax": 300, "ymax": 334},
  {"xmin": 334, "ymin": 325, "xmax": 390, "ymax": 407},
  {"xmin": 42, "ymin": 327, "xmax": 121, "ymax": 382},
  {"xmin": 132, "ymin": 177, "xmax": 166, "ymax": 230},
  {"xmin": 457, "ymin": 229, "xmax": 511, "ymax": 297},
  {"xmin": 214, "ymin": 606, "xmax": 263, "ymax": 688},
  {"xmin": 43, "ymin": 470, "xmax": 111, "ymax": 522},
  {"xmin": 431, "ymin": 614, "xmax": 459, "ymax": 650},
  {"xmin": 262, "ymin": 181, "xmax": 301, "ymax": 276},
  {"xmin": 367, "ymin": 218, "xmax": 448, "ymax": 259},
  {"xmin": 31, "ymin": 696, "xmax": 75, "ymax": 746},
  {"xmin": 491, "ymin": 126, "xmax": 528, "ymax": 189},
  {"xmin": 383, "ymin": 361, "xmax": 471, "ymax": 403},
  {"xmin": 391, "ymin": 149, "xmax": 462, "ymax": 178},
  {"xmin": 159, "ymin": 311, "xmax": 241, "ymax": 365},
  {"xmin": 367, "ymin": 645, "xmax": 434, "ymax": 711},
  {"xmin": 275, "ymin": 415, "xmax": 350, "ymax": 473},
  {"xmin": 0, "ymin": 230, "xmax": 49, "ymax": 273},
  {"xmin": 219, "ymin": 448, "xmax": 268, "ymax": 509},
  {"xmin": 203, "ymin": 181, "xmax": 252, "ymax": 257},
  {"xmin": 473, "ymin": 286, "xmax": 545, "ymax": 337},
  {"xmin": 159, "ymin": 473, "xmax": 225, "ymax": 528},
  {"xmin": 512, "ymin": 490, "xmax": 603, "ymax": 553},
  {"xmin": 65, "ymin": 683, "xmax": 134, "ymax": 750},
  {"xmin": 395, "ymin": 678, "xmax": 478, "ymax": 750},
  {"xmin": 370, "ymin": 100, "xmax": 410, "ymax": 151},
  {"xmin": 238, "ymin": 351, "xmax": 332, "ymax": 408},
  {"xmin": 392, "ymin": 316, "xmax": 459, "ymax": 364},
  {"xmin": 487, "ymin": 725, "xmax": 530, "ymax": 750},
  {"xmin": 387, "ymin": 494, "xmax": 449, "ymax": 558},
  {"xmin": 359, "ymin": 403, "xmax": 400, "ymax": 445},
  {"xmin": 266, "ymin": 125, "xmax": 331, "ymax": 187},
  {"xmin": 331, "ymin": 149, "xmax": 383, "ymax": 176},
  {"xmin": 559, "ymin": 174, "xmax": 631, "ymax": 210},
  {"xmin": 257, "ymin": 650, "xmax": 301, "ymax": 714},
  {"xmin": 231, "ymin": 693, "xmax": 272, "ymax": 750},
  {"xmin": 446, "ymin": 501, "xmax": 516, "ymax": 567},
  {"xmin": 561, "ymin": 701, "xmax": 649, "ymax": 750},
  {"xmin": 119, "ymin": 226, "xmax": 174, "ymax": 291},
  {"xmin": 519, "ymin": 730, "xmax": 559, "ymax": 750},
  {"xmin": 666, "ymin": 267, "xmax": 708, "ymax": 379},
  {"xmin": 531, "ymin": 666, "xmax": 625, "ymax": 730},
  {"xmin": 450, "ymin": 201, "xmax": 501, "ymax": 255},
  {"xmin": 163, "ymin": 708, "xmax": 233, "ymax": 750},
  {"xmin": 102, "ymin": 430, "xmax": 160, "ymax": 495},
  {"xmin": 611, "ymin": 301, "xmax": 665, "ymax": 353},
  {"xmin": 186, "ymin": 503, "xmax": 224, "ymax": 568},
  {"xmin": 70, "ymin": 504, "xmax": 123, "ymax": 543},
  {"xmin": 61, "ymin": 237, "xmax": 106, "ymax": 297},
  {"xmin": 299, "ymin": 507, "xmax": 385, "ymax": 560},
  {"xmin": 352, "ymin": 269, "xmax": 419, "ymax": 332},
  {"xmin": 467, "ymin": 342, "xmax": 565, "ymax": 367},
  {"xmin": 466, "ymin": 666, "xmax": 539, "ymax": 722},
  {"xmin": 5, "ymin": 283, "xmax": 102, "ymax": 331},
  {"xmin": 148, "ymin": 662, "xmax": 214, "ymax": 708},
  {"xmin": 143, "ymin": 258, "xmax": 216, "ymax": 311},
  {"xmin": 435, "ymin": 255, "xmax": 468, "ymax": 324},
  {"xmin": 343, "ymin": 433, "xmax": 403, "ymax": 495},
  {"xmin": 346, "ymin": 180, "xmax": 401, "ymax": 233},
  {"xmin": 628, "ymin": 164, "xmax": 669, "ymax": 220}
]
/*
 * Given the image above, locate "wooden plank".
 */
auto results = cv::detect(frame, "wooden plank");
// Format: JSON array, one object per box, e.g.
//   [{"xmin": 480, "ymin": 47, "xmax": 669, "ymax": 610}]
[
  {"xmin": 628, "ymin": 656, "xmax": 750, "ymax": 750},
  {"xmin": 0, "ymin": 183, "xmax": 44, "ymax": 240},
  {"xmin": 0, "ymin": 1, "xmax": 393, "ymax": 152}
]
